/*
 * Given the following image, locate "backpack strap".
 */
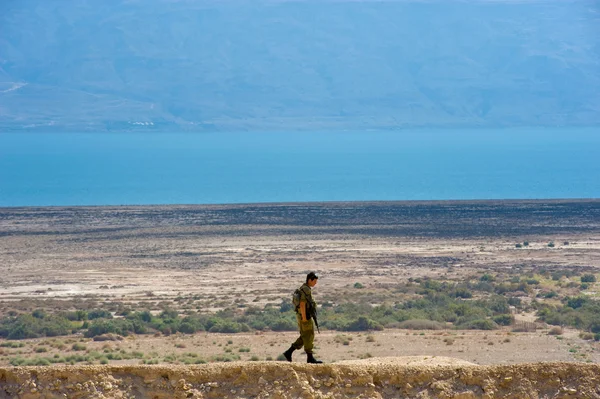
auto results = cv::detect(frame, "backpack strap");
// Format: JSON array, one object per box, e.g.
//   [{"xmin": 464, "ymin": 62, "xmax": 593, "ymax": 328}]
[
  {"xmin": 299, "ymin": 286, "xmax": 312, "ymax": 311},
  {"xmin": 299, "ymin": 286, "xmax": 310, "ymax": 300}
]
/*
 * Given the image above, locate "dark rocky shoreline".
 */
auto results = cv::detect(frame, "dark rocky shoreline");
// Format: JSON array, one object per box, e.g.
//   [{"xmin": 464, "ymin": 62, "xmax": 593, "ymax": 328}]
[{"xmin": 1, "ymin": 199, "xmax": 599, "ymax": 239}]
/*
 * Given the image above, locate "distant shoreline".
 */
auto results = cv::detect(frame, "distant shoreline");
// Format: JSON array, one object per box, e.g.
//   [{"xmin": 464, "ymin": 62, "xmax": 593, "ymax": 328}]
[
  {"xmin": 1, "ymin": 197, "xmax": 599, "ymax": 210},
  {"xmin": 2, "ymin": 198, "xmax": 599, "ymax": 239}
]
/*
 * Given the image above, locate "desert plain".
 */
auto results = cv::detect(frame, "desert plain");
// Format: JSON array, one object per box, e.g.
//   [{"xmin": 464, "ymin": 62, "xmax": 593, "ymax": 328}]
[{"xmin": 0, "ymin": 200, "xmax": 599, "ymax": 369}]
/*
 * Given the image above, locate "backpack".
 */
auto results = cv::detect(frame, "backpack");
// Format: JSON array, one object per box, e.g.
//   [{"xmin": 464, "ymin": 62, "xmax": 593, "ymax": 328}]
[{"xmin": 292, "ymin": 287, "xmax": 308, "ymax": 311}]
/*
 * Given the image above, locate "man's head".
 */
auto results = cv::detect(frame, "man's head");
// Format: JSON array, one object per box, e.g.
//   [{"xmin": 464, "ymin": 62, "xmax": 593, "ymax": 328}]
[{"xmin": 306, "ymin": 272, "xmax": 319, "ymax": 287}]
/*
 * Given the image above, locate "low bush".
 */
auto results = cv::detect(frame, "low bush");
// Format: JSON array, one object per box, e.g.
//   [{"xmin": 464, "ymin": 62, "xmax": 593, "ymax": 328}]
[
  {"xmin": 87, "ymin": 309, "xmax": 113, "ymax": 320},
  {"xmin": 0, "ymin": 312, "xmax": 74, "ymax": 340},
  {"xmin": 72, "ymin": 343, "xmax": 86, "ymax": 351},
  {"xmin": 458, "ymin": 319, "xmax": 498, "ymax": 330},
  {"xmin": 492, "ymin": 314, "xmax": 514, "ymax": 326},
  {"xmin": 208, "ymin": 321, "xmax": 250, "ymax": 333},
  {"xmin": 581, "ymin": 274, "xmax": 597, "ymax": 283},
  {"xmin": 92, "ymin": 333, "xmax": 123, "ymax": 342},
  {"xmin": 342, "ymin": 316, "xmax": 383, "ymax": 332},
  {"xmin": 396, "ymin": 319, "xmax": 445, "ymax": 330},
  {"xmin": 548, "ymin": 327, "xmax": 563, "ymax": 336},
  {"xmin": 0, "ymin": 275, "xmax": 538, "ymax": 339}
]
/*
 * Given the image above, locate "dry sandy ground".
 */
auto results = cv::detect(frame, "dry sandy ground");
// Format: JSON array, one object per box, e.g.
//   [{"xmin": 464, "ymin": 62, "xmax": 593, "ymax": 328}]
[
  {"xmin": 0, "ymin": 201, "xmax": 599, "ymax": 367},
  {"xmin": 1, "ymin": 327, "xmax": 591, "ymax": 368}
]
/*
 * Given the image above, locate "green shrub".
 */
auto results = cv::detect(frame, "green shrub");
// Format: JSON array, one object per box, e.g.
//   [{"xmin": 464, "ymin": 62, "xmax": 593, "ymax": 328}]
[
  {"xmin": 581, "ymin": 274, "xmax": 596, "ymax": 283},
  {"xmin": 486, "ymin": 296, "xmax": 510, "ymax": 314},
  {"xmin": 567, "ymin": 297, "xmax": 587, "ymax": 309},
  {"xmin": 87, "ymin": 309, "xmax": 113, "ymax": 320},
  {"xmin": 9, "ymin": 357, "xmax": 25, "ymax": 366},
  {"xmin": 452, "ymin": 288, "xmax": 472, "ymax": 299},
  {"xmin": 24, "ymin": 357, "xmax": 51, "ymax": 366},
  {"xmin": 0, "ymin": 342, "xmax": 24, "ymax": 348},
  {"xmin": 211, "ymin": 354, "xmax": 241, "ymax": 362},
  {"xmin": 459, "ymin": 319, "xmax": 497, "ymax": 330},
  {"xmin": 0, "ymin": 313, "xmax": 73, "ymax": 340},
  {"xmin": 492, "ymin": 314, "xmax": 514, "ymax": 326},
  {"xmin": 177, "ymin": 316, "xmax": 204, "ymax": 334},
  {"xmin": 85, "ymin": 320, "xmax": 120, "ymax": 337},
  {"xmin": 343, "ymin": 316, "xmax": 383, "ymax": 332},
  {"xmin": 507, "ymin": 297, "xmax": 521, "ymax": 307},
  {"xmin": 396, "ymin": 320, "xmax": 445, "ymax": 330},
  {"xmin": 72, "ymin": 343, "xmax": 87, "ymax": 351},
  {"xmin": 208, "ymin": 321, "xmax": 249, "ymax": 333},
  {"xmin": 279, "ymin": 300, "xmax": 293, "ymax": 313},
  {"xmin": 65, "ymin": 310, "xmax": 88, "ymax": 321},
  {"xmin": 353, "ymin": 282, "xmax": 364, "ymax": 289},
  {"xmin": 160, "ymin": 309, "xmax": 179, "ymax": 320},
  {"xmin": 270, "ymin": 318, "xmax": 296, "ymax": 332}
]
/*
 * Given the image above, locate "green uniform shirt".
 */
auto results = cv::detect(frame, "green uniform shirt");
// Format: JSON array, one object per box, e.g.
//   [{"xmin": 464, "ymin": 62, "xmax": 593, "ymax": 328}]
[
  {"xmin": 293, "ymin": 283, "xmax": 317, "ymax": 353},
  {"xmin": 297, "ymin": 283, "xmax": 316, "ymax": 315}
]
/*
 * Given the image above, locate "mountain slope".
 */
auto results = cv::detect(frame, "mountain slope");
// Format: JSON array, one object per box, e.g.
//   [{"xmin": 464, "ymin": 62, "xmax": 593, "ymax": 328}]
[{"xmin": 1, "ymin": 0, "xmax": 599, "ymax": 131}]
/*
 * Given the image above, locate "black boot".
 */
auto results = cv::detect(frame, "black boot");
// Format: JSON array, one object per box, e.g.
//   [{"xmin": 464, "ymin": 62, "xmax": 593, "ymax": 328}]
[
  {"xmin": 307, "ymin": 353, "xmax": 323, "ymax": 364},
  {"xmin": 283, "ymin": 346, "xmax": 296, "ymax": 362}
]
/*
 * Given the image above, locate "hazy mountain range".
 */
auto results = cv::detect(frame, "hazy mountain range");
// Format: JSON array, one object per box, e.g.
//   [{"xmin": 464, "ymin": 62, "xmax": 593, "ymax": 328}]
[{"xmin": 1, "ymin": 0, "xmax": 599, "ymax": 132}]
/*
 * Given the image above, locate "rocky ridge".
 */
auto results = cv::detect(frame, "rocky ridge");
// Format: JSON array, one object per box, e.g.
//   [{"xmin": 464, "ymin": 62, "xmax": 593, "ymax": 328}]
[{"xmin": 1, "ymin": 359, "xmax": 599, "ymax": 399}]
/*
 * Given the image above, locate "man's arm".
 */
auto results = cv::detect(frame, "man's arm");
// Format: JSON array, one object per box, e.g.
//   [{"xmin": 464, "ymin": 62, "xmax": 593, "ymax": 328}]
[{"xmin": 299, "ymin": 301, "xmax": 308, "ymax": 322}]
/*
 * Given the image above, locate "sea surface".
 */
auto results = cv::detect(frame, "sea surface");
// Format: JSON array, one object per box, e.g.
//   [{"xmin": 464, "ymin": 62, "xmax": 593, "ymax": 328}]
[{"xmin": 0, "ymin": 129, "xmax": 598, "ymax": 207}]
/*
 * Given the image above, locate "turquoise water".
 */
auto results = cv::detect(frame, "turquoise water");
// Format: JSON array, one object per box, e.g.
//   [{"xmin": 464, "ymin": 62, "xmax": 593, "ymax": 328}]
[{"xmin": 0, "ymin": 129, "xmax": 598, "ymax": 206}]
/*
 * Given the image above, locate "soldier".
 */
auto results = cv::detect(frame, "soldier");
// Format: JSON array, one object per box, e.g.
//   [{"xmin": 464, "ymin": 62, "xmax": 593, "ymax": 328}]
[{"xmin": 282, "ymin": 271, "xmax": 323, "ymax": 364}]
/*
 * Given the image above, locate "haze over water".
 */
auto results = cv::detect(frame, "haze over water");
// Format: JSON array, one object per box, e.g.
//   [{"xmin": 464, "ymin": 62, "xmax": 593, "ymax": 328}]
[{"xmin": 1, "ymin": 128, "xmax": 599, "ymax": 207}]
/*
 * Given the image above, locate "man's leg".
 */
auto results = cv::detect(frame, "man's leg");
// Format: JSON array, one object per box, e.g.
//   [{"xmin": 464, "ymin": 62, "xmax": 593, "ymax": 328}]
[
  {"xmin": 300, "ymin": 319, "xmax": 314, "ymax": 353},
  {"xmin": 282, "ymin": 316, "xmax": 304, "ymax": 362},
  {"xmin": 300, "ymin": 319, "xmax": 322, "ymax": 363}
]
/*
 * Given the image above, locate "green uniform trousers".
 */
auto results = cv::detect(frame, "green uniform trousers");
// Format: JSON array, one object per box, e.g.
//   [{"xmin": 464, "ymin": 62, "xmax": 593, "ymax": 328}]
[{"xmin": 292, "ymin": 314, "xmax": 315, "ymax": 353}]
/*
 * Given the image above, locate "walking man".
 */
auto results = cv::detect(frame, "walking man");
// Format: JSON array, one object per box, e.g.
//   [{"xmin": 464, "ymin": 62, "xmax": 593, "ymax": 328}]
[{"xmin": 283, "ymin": 272, "xmax": 323, "ymax": 364}]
